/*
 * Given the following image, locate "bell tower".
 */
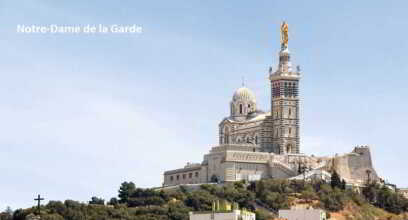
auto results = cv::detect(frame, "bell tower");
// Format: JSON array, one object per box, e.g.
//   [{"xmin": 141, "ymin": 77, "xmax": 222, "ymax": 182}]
[{"xmin": 263, "ymin": 21, "xmax": 301, "ymax": 154}]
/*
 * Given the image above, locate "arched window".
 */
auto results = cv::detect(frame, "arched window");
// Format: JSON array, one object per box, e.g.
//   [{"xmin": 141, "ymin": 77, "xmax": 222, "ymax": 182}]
[
  {"xmin": 288, "ymin": 108, "xmax": 292, "ymax": 116},
  {"xmin": 255, "ymin": 136, "xmax": 258, "ymax": 144},
  {"xmin": 239, "ymin": 104, "xmax": 243, "ymax": 114},
  {"xmin": 289, "ymin": 127, "xmax": 292, "ymax": 135}
]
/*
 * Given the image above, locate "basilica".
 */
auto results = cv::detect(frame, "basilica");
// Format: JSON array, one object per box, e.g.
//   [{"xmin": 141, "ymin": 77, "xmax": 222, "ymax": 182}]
[{"xmin": 163, "ymin": 22, "xmax": 378, "ymax": 187}]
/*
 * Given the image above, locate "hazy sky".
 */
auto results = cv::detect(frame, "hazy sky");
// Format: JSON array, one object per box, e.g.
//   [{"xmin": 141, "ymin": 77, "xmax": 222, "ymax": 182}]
[{"xmin": 1, "ymin": 0, "xmax": 407, "ymax": 210}]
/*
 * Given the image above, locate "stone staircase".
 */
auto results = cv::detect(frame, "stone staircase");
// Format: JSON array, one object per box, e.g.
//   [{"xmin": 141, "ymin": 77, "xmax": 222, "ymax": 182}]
[{"xmin": 268, "ymin": 160, "xmax": 297, "ymax": 177}]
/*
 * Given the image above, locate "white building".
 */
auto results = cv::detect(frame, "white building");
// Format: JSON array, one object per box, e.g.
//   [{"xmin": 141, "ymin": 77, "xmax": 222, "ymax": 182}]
[
  {"xmin": 189, "ymin": 209, "xmax": 255, "ymax": 220},
  {"xmin": 279, "ymin": 209, "xmax": 326, "ymax": 220}
]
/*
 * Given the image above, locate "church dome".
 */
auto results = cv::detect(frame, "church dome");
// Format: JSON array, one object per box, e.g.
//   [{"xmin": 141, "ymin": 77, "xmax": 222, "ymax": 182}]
[{"xmin": 232, "ymin": 87, "xmax": 256, "ymax": 103}]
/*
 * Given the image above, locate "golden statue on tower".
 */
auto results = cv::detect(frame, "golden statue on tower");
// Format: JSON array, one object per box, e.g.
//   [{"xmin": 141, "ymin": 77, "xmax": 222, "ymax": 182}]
[{"xmin": 280, "ymin": 21, "xmax": 289, "ymax": 48}]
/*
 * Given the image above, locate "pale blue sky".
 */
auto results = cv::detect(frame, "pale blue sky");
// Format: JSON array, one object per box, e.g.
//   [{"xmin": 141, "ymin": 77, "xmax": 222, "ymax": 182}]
[{"xmin": 0, "ymin": 0, "xmax": 407, "ymax": 210}]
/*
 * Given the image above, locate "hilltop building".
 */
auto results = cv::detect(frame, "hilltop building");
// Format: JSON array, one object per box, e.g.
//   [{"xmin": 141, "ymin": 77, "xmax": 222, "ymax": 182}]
[
  {"xmin": 279, "ymin": 208, "xmax": 327, "ymax": 220},
  {"xmin": 189, "ymin": 201, "xmax": 255, "ymax": 220},
  {"xmin": 163, "ymin": 22, "xmax": 379, "ymax": 187},
  {"xmin": 399, "ymin": 188, "xmax": 408, "ymax": 199}
]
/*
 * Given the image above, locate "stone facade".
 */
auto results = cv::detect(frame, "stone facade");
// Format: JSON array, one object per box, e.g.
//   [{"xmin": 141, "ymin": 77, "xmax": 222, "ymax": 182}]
[
  {"xmin": 163, "ymin": 145, "xmax": 378, "ymax": 186},
  {"xmin": 264, "ymin": 47, "xmax": 301, "ymax": 154},
  {"xmin": 163, "ymin": 163, "xmax": 204, "ymax": 185},
  {"xmin": 162, "ymin": 25, "xmax": 379, "ymax": 188}
]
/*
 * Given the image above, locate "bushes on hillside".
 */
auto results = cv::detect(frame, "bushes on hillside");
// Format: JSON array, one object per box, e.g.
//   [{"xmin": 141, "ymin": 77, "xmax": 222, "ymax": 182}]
[
  {"xmin": 3, "ymin": 179, "xmax": 408, "ymax": 220},
  {"xmin": 362, "ymin": 182, "xmax": 408, "ymax": 214}
]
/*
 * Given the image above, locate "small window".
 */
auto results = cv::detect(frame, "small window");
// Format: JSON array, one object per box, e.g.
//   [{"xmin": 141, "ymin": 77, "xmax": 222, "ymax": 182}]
[
  {"xmin": 170, "ymin": 176, "xmax": 174, "ymax": 181},
  {"xmin": 195, "ymin": 172, "xmax": 199, "ymax": 177},
  {"xmin": 255, "ymin": 136, "xmax": 258, "ymax": 144},
  {"xmin": 289, "ymin": 128, "xmax": 292, "ymax": 135},
  {"xmin": 189, "ymin": 173, "xmax": 192, "ymax": 178},
  {"xmin": 182, "ymin": 174, "xmax": 186, "ymax": 179},
  {"xmin": 289, "ymin": 108, "xmax": 292, "ymax": 116},
  {"xmin": 240, "ymin": 104, "xmax": 243, "ymax": 114},
  {"xmin": 176, "ymin": 175, "xmax": 179, "ymax": 180}
]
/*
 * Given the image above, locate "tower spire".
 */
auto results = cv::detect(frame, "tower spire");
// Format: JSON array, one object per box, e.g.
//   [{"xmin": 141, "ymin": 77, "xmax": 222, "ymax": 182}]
[{"xmin": 263, "ymin": 21, "xmax": 301, "ymax": 155}]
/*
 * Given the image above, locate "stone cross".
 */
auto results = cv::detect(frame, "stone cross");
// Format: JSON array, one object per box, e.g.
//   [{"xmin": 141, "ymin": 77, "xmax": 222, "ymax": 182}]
[{"xmin": 34, "ymin": 194, "xmax": 44, "ymax": 215}]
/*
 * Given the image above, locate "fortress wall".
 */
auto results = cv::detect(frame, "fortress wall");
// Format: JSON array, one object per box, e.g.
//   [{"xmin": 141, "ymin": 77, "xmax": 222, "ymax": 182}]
[
  {"xmin": 333, "ymin": 153, "xmax": 352, "ymax": 181},
  {"xmin": 332, "ymin": 146, "xmax": 378, "ymax": 184},
  {"xmin": 349, "ymin": 147, "xmax": 378, "ymax": 181}
]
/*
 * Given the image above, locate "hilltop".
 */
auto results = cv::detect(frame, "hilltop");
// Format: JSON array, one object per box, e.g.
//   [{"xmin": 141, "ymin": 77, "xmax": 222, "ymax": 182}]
[{"xmin": 1, "ymin": 178, "xmax": 408, "ymax": 220}]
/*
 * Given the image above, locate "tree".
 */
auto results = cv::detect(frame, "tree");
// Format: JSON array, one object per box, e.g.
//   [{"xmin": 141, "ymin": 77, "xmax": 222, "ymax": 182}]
[
  {"xmin": 167, "ymin": 203, "xmax": 191, "ymax": 220},
  {"xmin": 366, "ymin": 169, "xmax": 372, "ymax": 184},
  {"xmin": 108, "ymin": 197, "xmax": 118, "ymax": 205},
  {"xmin": 210, "ymin": 175, "xmax": 218, "ymax": 183},
  {"xmin": 12, "ymin": 209, "xmax": 26, "ymax": 220},
  {"xmin": 255, "ymin": 209, "xmax": 275, "ymax": 220},
  {"xmin": 118, "ymin": 181, "xmax": 136, "ymax": 204},
  {"xmin": 4, "ymin": 207, "xmax": 12, "ymax": 216},
  {"xmin": 301, "ymin": 185, "xmax": 317, "ymax": 202},
  {"xmin": 0, "ymin": 207, "xmax": 13, "ymax": 220},
  {"xmin": 319, "ymin": 188, "xmax": 346, "ymax": 211},
  {"xmin": 341, "ymin": 179, "xmax": 346, "ymax": 190},
  {"xmin": 331, "ymin": 170, "xmax": 341, "ymax": 189},
  {"xmin": 362, "ymin": 182, "xmax": 377, "ymax": 204},
  {"xmin": 89, "ymin": 196, "xmax": 105, "ymax": 205},
  {"xmin": 46, "ymin": 201, "xmax": 66, "ymax": 215},
  {"xmin": 185, "ymin": 191, "xmax": 216, "ymax": 211}
]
